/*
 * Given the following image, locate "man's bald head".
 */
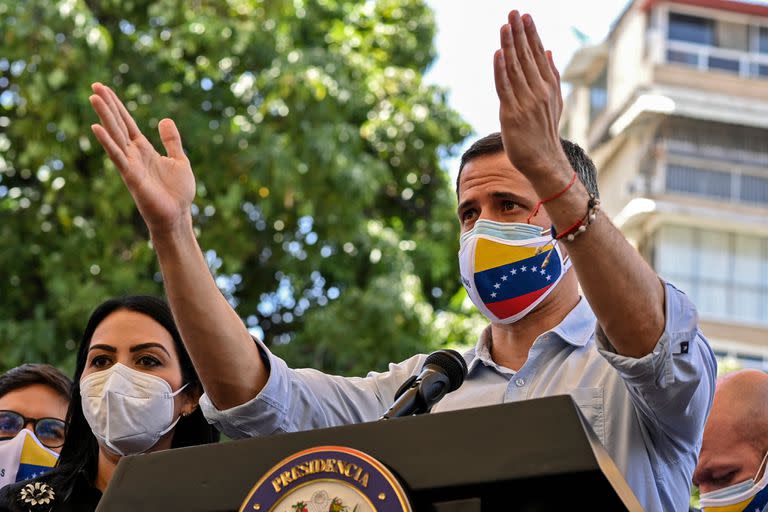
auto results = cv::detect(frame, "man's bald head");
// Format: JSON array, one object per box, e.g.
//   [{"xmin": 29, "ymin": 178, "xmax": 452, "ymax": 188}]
[
  {"xmin": 694, "ymin": 370, "xmax": 768, "ymax": 493},
  {"xmin": 713, "ymin": 370, "xmax": 768, "ymax": 445}
]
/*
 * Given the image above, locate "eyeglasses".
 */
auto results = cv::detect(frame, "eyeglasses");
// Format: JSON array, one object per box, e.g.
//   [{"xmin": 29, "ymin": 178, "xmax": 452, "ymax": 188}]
[{"xmin": 0, "ymin": 410, "xmax": 66, "ymax": 449}]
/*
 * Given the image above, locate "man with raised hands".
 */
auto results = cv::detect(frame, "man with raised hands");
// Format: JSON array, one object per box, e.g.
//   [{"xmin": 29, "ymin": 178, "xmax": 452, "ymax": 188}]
[{"xmin": 88, "ymin": 10, "xmax": 715, "ymax": 511}]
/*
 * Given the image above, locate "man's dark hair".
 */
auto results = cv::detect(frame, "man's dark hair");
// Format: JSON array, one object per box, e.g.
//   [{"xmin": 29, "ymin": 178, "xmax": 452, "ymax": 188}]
[
  {"xmin": 0, "ymin": 363, "xmax": 72, "ymax": 402},
  {"xmin": 456, "ymin": 132, "xmax": 599, "ymax": 199}
]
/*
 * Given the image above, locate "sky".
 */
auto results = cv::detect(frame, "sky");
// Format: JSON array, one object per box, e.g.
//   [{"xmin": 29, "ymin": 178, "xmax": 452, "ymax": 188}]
[{"xmin": 424, "ymin": 0, "xmax": 632, "ymax": 175}]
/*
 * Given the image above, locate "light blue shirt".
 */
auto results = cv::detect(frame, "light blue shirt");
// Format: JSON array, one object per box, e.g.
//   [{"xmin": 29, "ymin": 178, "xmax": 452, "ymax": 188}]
[{"xmin": 201, "ymin": 282, "xmax": 716, "ymax": 512}]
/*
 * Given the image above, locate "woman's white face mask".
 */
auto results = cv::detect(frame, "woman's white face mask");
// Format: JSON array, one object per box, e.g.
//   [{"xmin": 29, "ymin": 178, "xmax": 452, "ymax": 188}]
[
  {"xmin": 80, "ymin": 363, "xmax": 187, "ymax": 456},
  {"xmin": 700, "ymin": 451, "xmax": 768, "ymax": 512}
]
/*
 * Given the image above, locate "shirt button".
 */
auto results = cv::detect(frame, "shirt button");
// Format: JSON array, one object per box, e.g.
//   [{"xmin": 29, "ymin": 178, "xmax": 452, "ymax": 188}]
[{"xmin": 515, "ymin": 378, "xmax": 525, "ymax": 387}]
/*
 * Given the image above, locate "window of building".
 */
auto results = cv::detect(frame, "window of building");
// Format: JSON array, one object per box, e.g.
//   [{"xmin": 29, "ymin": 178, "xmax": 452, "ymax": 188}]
[
  {"xmin": 655, "ymin": 225, "xmax": 768, "ymax": 325},
  {"xmin": 759, "ymin": 27, "xmax": 768, "ymax": 54},
  {"xmin": 668, "ymin": 13, "xmax": 714, "ymax": 45},
  {"xmin": 708, "ymin": 55, "xmax": 740, "ymax": 73},
  {"xmin": 754, "ymin": 63, "xmax": 768, "ymax": 77},
  {"xmin": 716, "ymin": 20, "xmax": 748, "ymax": 51},
  {"xmin": 665, "ymin": 118, "xmax": 768, "ymax": 167},
  {"xmin": 589, "ymin": 67, "xmax": 608, "ymax": 124},
  {"xmin": 666, "ymin": 164, "xmax": 732, "ymax": 200},
  {"xmin": 664, "ymin": 12, "xmax": 764, "ymax": 77},
  {"xmin": 665, "ymin": 162, "xmax": 768, "ymax": 206},
  {"xmin": 741, "ymin": 175, "xmax": 768, "ymax": 204},
  {"xmin": 662, "ymin": 118, "xmax": 768, "ymax": 205},
  {"xmin": 713, "ymin": 350, "xmax": 768, "ymax": 372},
  {"xmin": 667, "ymin": 50, "xmax": 699, "ymax": 66}
]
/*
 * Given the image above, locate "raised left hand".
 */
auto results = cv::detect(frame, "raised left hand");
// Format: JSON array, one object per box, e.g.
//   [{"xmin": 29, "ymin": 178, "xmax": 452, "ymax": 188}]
[{"xmin": 493, "ymin": 11, "xmax": 567, "ymax": 180}]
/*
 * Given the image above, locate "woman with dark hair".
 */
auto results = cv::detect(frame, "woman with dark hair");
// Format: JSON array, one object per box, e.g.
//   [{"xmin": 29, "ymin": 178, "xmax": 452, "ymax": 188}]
[
  {"xmin": 0, "ymin": 296, "xmax": 219, "ymax": 511},
  {"xmin": 0, "ymin": 364, "xmax": 72, "ymax": 455}
]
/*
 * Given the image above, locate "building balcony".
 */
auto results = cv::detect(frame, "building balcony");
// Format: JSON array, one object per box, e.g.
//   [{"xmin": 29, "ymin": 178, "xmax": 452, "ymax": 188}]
[{"xmin": 664, "ymin": 39, "xmax": 768, "ymax": 78}]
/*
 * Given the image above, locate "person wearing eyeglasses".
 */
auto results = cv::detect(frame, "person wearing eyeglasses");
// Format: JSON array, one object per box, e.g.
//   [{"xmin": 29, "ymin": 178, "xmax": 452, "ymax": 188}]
[
  {"xmin": 0, "ymin": 296, "xmax": 219, "ymax": 512},
  {"xmin": 0, "ymin": 364, "xmax": 71, "ymax": 451},
  {"xmin": 0, "ymin": 364, "xmax": 72, "ymax": 487}
]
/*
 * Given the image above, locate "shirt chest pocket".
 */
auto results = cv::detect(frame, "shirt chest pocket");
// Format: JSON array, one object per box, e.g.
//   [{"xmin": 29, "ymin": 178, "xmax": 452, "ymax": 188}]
[{"xmin": 568, "ymin": 387, "xmax": 605, "ymax": 446}]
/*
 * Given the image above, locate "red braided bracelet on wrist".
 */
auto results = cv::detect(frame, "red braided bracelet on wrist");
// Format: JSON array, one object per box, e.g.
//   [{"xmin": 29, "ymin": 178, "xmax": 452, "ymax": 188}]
[
  {"xmin": 552, "ymin": 195, "xmax": 601, "ymax": 242},
  {"xmin": 527, "ymin": 171, "xmax": 577, "ymax": 224}
]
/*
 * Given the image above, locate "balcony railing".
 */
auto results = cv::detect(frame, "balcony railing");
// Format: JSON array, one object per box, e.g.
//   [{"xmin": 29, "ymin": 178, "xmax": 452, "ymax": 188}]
[
  {"xmin": 665, "ymin": 39, "xmax": 768, "ymax": 78},
  {"xmin": 664, "ymin": 161, "xmax": 768, "ymax": 207}
]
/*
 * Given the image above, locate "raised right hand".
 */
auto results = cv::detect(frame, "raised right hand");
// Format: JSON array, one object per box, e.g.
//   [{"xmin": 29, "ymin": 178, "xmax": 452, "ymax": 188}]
[{"xmin": 89, "ymin": 83, "xmax": 196, "ymax": 236}]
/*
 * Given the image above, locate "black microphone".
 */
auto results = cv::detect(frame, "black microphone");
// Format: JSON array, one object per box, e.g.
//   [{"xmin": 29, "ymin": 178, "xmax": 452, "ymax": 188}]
[{"xmin": 381, "ymin": 349, "xmax": 468, "ymax": 420}]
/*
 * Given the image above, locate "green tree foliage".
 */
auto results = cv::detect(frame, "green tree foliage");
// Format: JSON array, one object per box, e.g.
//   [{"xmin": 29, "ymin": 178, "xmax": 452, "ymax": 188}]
[{"xmin": 0, "ymin": 0, "xmax": 482, "ymax": 375}]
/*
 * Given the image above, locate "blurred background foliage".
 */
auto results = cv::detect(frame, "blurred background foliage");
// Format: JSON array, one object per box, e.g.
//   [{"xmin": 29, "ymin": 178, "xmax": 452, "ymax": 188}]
[{"xmin": 0, "ymin": 0, "xmax": 487, "ymax": 375}]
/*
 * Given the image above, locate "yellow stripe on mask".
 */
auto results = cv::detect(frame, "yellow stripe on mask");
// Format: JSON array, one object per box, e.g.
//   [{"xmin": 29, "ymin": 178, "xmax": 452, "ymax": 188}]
[
  {"xmin": 474, "ymin": 238, "xmax": 552, "ymax": 273},
  {"xmin": 703, "ymin": 500, "xmax": 752, "ymax": 512},
  {"xmin": 19, "ymin": 434, "xmax": 57, "ymax": 467}
]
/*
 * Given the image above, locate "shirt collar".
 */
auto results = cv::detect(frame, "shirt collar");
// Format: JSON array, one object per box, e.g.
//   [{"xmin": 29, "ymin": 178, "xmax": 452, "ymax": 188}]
[
  {"xmin": 550, "ymin": 297, "xmax": 596, "ymax": 348},
  {"xmin": 467, "ymin": 297, "xmax": 596, "ymax": 374},
  {"xmin": 466, "ymin": 326, "xmax": 494, "ymax": 374}
]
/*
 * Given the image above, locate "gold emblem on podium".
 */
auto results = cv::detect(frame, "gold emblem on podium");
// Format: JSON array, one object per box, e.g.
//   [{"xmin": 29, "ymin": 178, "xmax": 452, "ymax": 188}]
[{"xmin": 239, "ymin": 446, "xmax": 411, "ymax": 512}]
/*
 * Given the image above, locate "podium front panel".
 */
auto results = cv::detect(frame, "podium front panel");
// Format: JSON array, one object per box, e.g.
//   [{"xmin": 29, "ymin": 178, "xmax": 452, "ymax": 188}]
[{"xmin": 98, "ymin": 396, "xmax": 641, "ymax": 511}]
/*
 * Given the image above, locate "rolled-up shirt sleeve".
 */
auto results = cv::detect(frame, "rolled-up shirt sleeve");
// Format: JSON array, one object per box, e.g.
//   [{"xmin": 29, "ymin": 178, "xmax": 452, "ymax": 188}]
[
  {"xmin": 199, "ymin": 338, "xmax": 425, "ymax": 439},
  {"xmin": 595, "ymin": 281, "xmax": 717, "ymax": 452}
]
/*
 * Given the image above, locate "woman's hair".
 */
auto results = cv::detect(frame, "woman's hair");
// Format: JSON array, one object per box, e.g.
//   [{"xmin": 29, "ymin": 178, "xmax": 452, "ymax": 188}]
[
  {"xmin": 0, "ymin": 363, "xmax": 72, "ymax": 403},
  {"xmin": 56, "ymin": 295, "xmax": 219, "ymax": 488}
]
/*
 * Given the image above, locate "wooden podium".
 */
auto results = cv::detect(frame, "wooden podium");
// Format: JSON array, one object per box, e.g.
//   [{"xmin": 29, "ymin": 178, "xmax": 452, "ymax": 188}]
[{"xmin": 97, "ymin": 395, "xmax": 642, "ymax": 511}]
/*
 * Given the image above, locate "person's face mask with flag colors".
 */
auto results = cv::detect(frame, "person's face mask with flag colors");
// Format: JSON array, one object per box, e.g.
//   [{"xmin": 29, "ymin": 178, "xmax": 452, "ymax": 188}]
[
  {"xmin": 456, "ymin": 151, "xmax": 575, "ymax": 324},
  {"xmin": 0, "ymin": 429, "xmax": 58, "ymax": 487},
  {"xmin": 459, "ymin": 219, "xmax": 571, "ymax": 323},
  {"xmin": 700, "ymin": 451, "xmax": 768, "ymax": 512}
]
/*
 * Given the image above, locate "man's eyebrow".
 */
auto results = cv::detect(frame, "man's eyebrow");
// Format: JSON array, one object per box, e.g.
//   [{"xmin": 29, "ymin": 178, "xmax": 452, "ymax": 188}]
[
  {"xmin": 458, "ymin": 191, "xmax": 529, "ymax": 213},
  {"xmin": 698, "ymin": 463, "xmax": 741, "ymax": 481},
  {"xmin": 490, "ymin": 191, "xmax": 528, "ymax": 204},
  {"xmin": 457, "ymin": 198, "xmax": 477, "ymax": 214}
]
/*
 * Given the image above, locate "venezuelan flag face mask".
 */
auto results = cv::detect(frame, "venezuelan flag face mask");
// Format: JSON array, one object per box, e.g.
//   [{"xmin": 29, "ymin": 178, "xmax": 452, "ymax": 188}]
[
  {"xmin": 459, "ymin": 220, "xmax": 571, "ymax": 324},
  {"xmin": 700, "ymin": 452, "xmax": 768, "ymax": 512},
  {"xmin": 0, "ymin": 429, "xmax": 58, "ymax": 487}
]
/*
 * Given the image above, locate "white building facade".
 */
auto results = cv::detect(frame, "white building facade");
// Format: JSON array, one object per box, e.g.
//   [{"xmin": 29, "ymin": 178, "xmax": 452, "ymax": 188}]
[{"xmin": 561, "ymin": 0, "xmax": 768, "ymax": 370}]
